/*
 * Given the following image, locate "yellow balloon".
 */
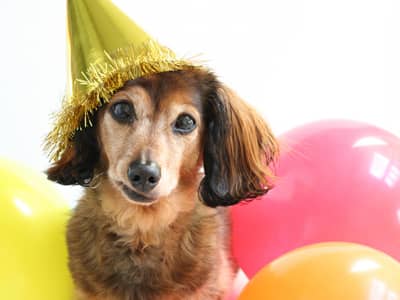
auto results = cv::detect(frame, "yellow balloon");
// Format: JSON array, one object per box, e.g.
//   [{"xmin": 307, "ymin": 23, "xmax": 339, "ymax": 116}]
[
  {"xmin": 239, "ymin": 242, "xmax": 400, "ymax": 300},
  {"xmin": 0, "ymin": 158, "xmax": 73, "ymax": 299}
]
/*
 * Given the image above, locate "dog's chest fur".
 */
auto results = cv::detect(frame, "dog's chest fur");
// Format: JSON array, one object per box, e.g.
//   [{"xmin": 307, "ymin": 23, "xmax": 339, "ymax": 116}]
[{"xmin": 67, "ymin": 189, "xmax": 234, "ymax": 300}]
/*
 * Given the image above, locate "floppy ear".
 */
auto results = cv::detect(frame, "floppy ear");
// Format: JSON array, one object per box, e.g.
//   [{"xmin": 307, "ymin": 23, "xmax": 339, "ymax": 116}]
[
  {"xmin": 200, "ymin": 86, "xmax": 279, "ymax": 207},
  {"xmin": 46, "ymin": 124, "xmax": 100, "ymax": 186}
]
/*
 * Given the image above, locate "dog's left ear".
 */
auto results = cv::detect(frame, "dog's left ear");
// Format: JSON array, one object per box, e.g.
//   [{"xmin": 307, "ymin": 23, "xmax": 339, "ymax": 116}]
[{"xmin": 200, "ymin": 86, "xmax": 279, "ymax": 207}]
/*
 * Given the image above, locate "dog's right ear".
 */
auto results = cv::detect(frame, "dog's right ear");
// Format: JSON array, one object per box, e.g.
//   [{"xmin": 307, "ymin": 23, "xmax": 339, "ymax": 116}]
[{"xmin": 46, "ymin": 125, "xmax": 100, "ymax": 186}]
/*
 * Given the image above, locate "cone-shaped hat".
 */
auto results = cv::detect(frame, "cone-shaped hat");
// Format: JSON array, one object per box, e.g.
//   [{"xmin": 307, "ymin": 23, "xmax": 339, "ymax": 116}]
[{"xmin": 46, "ymin": 0, "xmax": 196, "ymax": 160}]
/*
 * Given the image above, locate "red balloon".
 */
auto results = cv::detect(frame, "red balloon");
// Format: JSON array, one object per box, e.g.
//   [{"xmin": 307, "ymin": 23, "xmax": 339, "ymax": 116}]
[{"xmin": 231, "ymin": 120, "xmax": 400, "ymax": 278}]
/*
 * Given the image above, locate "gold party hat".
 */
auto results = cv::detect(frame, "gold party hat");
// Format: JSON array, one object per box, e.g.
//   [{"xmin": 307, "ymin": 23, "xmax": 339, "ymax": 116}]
[{"xmin": 45, "ymin": 0, "xmax": 197, "ymax": 161}]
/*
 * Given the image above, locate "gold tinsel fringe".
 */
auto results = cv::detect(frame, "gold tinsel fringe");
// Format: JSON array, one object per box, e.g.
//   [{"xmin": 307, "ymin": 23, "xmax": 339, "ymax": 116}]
[{"xmin": 45, "ymin": 40, "xmax": 198, "ymax": 161}]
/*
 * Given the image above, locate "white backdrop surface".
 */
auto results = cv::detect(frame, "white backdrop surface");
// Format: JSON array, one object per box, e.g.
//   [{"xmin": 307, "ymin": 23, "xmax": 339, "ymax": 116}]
[{"xmin": 0, "ymin": 0, "xmax": 399, "ymax": 201}]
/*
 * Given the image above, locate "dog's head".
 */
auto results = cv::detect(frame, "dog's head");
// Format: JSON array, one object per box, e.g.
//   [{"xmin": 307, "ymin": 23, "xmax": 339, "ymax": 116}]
[{"xmin": 47, "ymin": 69, "xmax": 278, "ymax": 207}]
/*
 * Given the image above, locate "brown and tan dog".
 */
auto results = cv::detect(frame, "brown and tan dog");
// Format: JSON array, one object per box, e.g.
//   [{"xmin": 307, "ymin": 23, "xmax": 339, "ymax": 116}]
[{"xmin": 47, "ymin": 68, "xmax": 278, "ymax": 300}]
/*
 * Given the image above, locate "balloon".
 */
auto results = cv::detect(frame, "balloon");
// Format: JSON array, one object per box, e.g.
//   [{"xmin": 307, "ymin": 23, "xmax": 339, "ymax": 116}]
[
  {"xmin": 231, "ymin": 120, "xmax": 400, "ymax": 277},
  {"xmin": 0, "ymin": 158, "xmax": 73, "ymax": 299},
  {"xmin": 239, "ymin": 242, "xmax": 400, "ymax": 300}
]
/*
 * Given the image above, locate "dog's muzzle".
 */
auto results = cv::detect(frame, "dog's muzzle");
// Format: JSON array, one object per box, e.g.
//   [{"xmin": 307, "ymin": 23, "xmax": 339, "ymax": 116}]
[{"xmin": 127, "ymin": 160, "xmax": 161, "ymax": 193}]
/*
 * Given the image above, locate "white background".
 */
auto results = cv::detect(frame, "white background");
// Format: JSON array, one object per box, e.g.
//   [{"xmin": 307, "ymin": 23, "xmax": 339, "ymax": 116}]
[{"xmin": 0, "ymin": 0, "xmax": 399, "ymax": 201}]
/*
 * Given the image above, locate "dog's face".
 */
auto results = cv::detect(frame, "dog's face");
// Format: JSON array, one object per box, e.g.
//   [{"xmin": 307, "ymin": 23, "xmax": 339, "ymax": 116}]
[
  {"xmin": 98, "ymin": 75, "xmax": 204, "ymax": 205},
  {"xmin": 47, "ymin": 69, "xmax": 279, "ymax": 207}
]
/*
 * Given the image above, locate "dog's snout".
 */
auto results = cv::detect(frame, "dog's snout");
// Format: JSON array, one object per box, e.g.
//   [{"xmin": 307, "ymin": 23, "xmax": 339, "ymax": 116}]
[{"xmin": 127, "ymin": 160, "xmax": 161, "ymax": 192}]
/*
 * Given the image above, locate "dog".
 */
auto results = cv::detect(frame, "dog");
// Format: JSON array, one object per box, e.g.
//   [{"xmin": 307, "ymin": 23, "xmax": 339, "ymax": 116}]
[{"xmin": 47, "ymin": 68, "xmax": 278, "ymax": 300}]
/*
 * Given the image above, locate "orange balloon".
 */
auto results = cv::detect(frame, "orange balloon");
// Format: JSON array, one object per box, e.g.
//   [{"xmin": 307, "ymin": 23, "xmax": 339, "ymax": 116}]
[{"xmin": 239, "ymin": 242, "xmax": 400, "ymax": 300}]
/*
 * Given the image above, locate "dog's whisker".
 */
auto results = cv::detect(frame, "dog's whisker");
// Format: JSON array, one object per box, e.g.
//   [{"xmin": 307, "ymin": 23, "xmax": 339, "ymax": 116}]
[{"xmin": 86, "ymin": 172, "xmax": 104, "ymax": 189}]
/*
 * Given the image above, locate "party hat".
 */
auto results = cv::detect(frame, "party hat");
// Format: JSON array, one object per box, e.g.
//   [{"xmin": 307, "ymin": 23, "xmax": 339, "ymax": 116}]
[{"xmin": 45, "ymin": 0, "xmax": 197, "ymax": 160}]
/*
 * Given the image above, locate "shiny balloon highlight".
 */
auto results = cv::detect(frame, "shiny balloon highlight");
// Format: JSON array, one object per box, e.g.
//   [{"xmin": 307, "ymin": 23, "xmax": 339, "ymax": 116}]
[
  {"xmin": 239, "ymin": 243, "xmax": 400, "ymax": 300},
  {"xmin": 0, "ymin": 158, "xmax": 73, "ymax": 300},
  {"xmin": 231, "ymin": 120, "xmax": 400, "ymax": 277}
]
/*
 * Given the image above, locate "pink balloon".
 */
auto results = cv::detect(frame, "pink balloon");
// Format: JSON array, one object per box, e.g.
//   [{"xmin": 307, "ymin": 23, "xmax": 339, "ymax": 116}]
[{"xmin": 231, "ymin": 120, "xmax": 400, "ymax": 278}]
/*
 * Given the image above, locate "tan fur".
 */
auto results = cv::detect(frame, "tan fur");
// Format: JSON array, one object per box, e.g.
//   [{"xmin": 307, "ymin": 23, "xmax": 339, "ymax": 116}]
[
  {"xmin": 217, "ymin": 86, "xmax": 279, "ymax": 197},
  {"xmin": 48, "ymin": 69, "xmax": 278, "ymax": 300},
  {"xmin": 69, "ymin": 188, "xmax": 233, "ymax": 300},
  {"xmin": 98, "ymin": 85, "xmax": 204, "ymax": 205}
]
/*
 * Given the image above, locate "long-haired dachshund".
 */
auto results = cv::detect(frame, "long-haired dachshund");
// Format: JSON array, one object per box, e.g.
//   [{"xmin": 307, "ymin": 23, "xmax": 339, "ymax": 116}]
[{"xmin": 47, "ymin": 68, "xmax": 278, "ymax": 300}]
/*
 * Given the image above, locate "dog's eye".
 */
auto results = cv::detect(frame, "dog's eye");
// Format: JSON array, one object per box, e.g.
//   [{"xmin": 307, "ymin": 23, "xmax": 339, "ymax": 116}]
[
  {"xmin": 110, "ymin": 101, "xmax": 134, "ymax": 123},
  {"xmin": 173, "ymin": 114, "xmax": 196, "ymax": 134}
]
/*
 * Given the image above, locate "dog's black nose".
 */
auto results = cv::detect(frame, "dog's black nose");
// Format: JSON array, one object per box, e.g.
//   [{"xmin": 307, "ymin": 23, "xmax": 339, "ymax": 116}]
[{"xmin": 127, "ymin": 160, "xmax": 161, "ymax": 193}]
